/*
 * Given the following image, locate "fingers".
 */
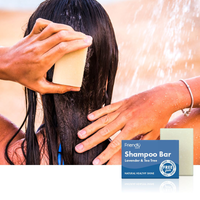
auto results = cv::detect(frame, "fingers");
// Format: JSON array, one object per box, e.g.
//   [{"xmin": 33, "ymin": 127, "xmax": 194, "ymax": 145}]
[
  {"xmin": 106, "ymin": 150, "xmax": 122, "ymax": 165},
  {"xmin": 37, "ymin": 21, "xmax": 75, "ymax": 41},
  {"xmin": 42, "ymin": 36, "xmax": 92, "ymax": 69},
  {"xmin": 29, "ymin": 18, "xmax": 89, "ymax": 57},
  {"xmin": 78, "ymin": 112, "xmax": 120, "ymax": 139},
  {"xmin": 92, "ymin": 127, "xmax": 134, "ymax": 165},
  {"xmin": 30, "ymin": 18, "xmax": 75, "ymax": 40},
  {"xmin": 30, "ymin": 18, "xmax": 52, "ymax": 35},
  {"xmin": 142, "ymin": 129, "xmax": 160, "ymax": 140},
  {"xmin": 40, "ymin": 30, "xmax": 87, "ymax": 55},
  {"xmin": 75, "ymin": 114, "xmax": 127, "ymax": 154},
  {"xmin": 87, "ymin": 101, "xmax": 123, "ymax": 121},
  {"xmin": 35, "ymin": 78, "xmax": 80, "ymax": 94},
  {"xmin": 99, "ymin": 129, "xmax": 159, "ymax": 165}
]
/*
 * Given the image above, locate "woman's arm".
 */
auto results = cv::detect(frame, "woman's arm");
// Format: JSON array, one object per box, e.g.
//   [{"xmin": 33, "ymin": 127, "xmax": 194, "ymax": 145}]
[{"xmin": 75, "ymin": 76, "xmax": 200, "ymax": 165}]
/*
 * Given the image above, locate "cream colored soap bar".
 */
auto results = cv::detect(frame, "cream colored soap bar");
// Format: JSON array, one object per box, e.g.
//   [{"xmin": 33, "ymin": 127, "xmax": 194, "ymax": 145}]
[
  {"xmin": 53, "ymin": 48, "xmax": 88, "ymax": 87},
  {"xmin": 160, "ymin": 128, "xmax": 193, "ymax": 176}
]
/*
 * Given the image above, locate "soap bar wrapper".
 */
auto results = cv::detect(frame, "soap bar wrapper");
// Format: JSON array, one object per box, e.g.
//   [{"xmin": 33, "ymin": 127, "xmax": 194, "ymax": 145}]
[{"xmin": 53, "ymin": 48, "xmax": 88, "ymax": 87}]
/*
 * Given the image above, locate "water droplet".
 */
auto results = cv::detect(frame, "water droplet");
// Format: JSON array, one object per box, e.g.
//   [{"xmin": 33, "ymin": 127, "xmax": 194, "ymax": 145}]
[
  {"xmin": 192, "ymin": 64, "xmax": 194, "ymax": 69},
  {"xmin": 126, "ymin": 24, "xmax": 131, "ymax": 35},
  {"xmin": 185, "ymin": 62, "xmax": 188, "ymax": 69}
]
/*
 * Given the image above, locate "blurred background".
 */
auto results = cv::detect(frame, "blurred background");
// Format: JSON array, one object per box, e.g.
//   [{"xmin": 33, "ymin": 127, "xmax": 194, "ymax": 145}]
[{"xmin": 0, "ymin": 0, "xmax": 200, "ymax": 131}]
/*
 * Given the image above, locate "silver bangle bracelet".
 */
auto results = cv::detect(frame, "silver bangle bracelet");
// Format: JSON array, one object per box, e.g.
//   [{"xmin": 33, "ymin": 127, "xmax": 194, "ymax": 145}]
[{"xmin": 179, "ymin": 79, "xmax": 194, "ymax": 117}]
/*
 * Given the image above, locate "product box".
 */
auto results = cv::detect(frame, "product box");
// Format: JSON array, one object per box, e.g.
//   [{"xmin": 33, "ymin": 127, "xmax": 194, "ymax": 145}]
[{"xmin": 122, "ymin": 140, "xmax": 179, "ymax": 179}]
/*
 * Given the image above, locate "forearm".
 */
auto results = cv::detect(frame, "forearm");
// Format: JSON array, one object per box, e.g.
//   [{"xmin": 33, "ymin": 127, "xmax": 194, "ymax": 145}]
[{"xmin": 152, "ymin": 76, "xmax": 200, "ymax": 115}]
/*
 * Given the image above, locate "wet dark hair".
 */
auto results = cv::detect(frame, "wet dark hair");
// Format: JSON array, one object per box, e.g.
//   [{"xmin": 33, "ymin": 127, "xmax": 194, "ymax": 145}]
[{"xmin": 5, "ymin": 0, "xmax": 118, "ymax": 165}]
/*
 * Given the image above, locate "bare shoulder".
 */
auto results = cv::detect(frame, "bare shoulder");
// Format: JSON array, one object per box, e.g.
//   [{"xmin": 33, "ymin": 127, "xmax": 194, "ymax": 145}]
[
  {"xmin": 0, "ymin": 114, "xmax": 25, "ymax": 146},
  {"xmin": 0, "ymin": 114, "xmax": 25, "ymax": 165},
  {"xmin": 0, "ymin": 115, "xmax": 49, "ymax": 165},
  {"xmin": 7, "ymin": 128, "xmax": 49, "ymax": 165},
  {"xmin": 7, "ymin": 138, "xmax": 26, "ymax": 165}
]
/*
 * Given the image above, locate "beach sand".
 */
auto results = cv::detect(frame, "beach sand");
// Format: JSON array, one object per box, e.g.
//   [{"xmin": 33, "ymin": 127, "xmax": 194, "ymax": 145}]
[{"xmin": 0, "ymin": 0, "xmax": 200, "ymax": 130}]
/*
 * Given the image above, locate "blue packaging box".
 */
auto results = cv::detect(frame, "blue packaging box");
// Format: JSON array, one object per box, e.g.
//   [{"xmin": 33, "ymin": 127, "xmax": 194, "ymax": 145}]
[{"xmin": 122, "ymin": 140, "xmax": 179, "ymax": 179}]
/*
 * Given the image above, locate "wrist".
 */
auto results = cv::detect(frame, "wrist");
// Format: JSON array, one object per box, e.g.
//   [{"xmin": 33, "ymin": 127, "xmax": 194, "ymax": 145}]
[{"xmin": 154, "ymin": 81, "xmax": 192, "ymax": 114}]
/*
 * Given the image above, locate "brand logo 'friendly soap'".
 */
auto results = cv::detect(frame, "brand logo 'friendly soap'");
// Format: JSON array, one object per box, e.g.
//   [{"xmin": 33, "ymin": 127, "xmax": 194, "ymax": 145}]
[{"xmin": 124, "ymin": 142, "xmax": 141, "ymax": 149}]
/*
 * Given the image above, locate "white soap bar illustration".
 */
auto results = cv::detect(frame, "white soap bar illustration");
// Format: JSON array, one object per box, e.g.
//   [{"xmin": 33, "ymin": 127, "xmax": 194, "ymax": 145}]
[
  {"xmin": 53, "ymin": 48, "xmax": 88, "ymax": 87},
  {"xmin": 160, "ymin": 128, "xmax": 193, "ymax": 176}
]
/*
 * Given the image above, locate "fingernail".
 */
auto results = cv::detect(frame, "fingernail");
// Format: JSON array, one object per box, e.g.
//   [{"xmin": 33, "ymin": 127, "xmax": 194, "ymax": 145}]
[
  {"xmin": 71, "ymin": 87, "xmax": 80, "ymax": 92},
  {"xmin": 75, "ymin": 144, "xmax": 84, "ymax": 152},
  {"xmin": 93, "ymin": 158, "xmax": 100, "ymax": 165},
  {"xmin": 78, "ymin": 130, "xmax": 86, "ymax": 138},
  {"xmin": 84, "ymin": 36, "xmax": 93, "ymax": 44},
  {"xmin": 88, "ymin": 114, "xmax": 95, "ymax": 120}
]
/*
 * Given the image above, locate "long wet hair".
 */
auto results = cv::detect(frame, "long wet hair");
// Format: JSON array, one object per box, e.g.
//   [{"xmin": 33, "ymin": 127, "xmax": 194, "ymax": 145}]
[{"xmin": 5, "ymin": 0, "xmax": 118, "ymax": 165}]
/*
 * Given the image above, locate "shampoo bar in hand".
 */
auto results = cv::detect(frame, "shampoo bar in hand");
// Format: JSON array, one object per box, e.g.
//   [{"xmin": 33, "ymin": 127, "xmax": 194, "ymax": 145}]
[
  {"xmin": 53, "ymin": 48, "xmax": 88, "ymax": 87},
  {"xmin": 160, "ymin": 128, "xmax": 193, "ymax": 176}
]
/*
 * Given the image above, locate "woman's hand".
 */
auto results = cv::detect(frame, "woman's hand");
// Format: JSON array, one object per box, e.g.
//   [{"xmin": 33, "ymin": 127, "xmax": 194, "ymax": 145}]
[
  {"xmin": 0, "ymin": 18, "xmax": 92, "ymax": 94},
  {"xmin": 106, "ymin": 150, "xmax": 121, "ymax": 165},
  {"xmin": 75, "ymin": 82, "xmax": 193, "ymax": 165}
]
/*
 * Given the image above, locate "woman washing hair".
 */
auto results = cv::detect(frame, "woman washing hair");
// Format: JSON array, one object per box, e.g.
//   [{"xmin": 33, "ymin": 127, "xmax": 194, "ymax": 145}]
[{"xmin": 0, "ymin": 0, "xmax": 118, "ymax": 165}]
